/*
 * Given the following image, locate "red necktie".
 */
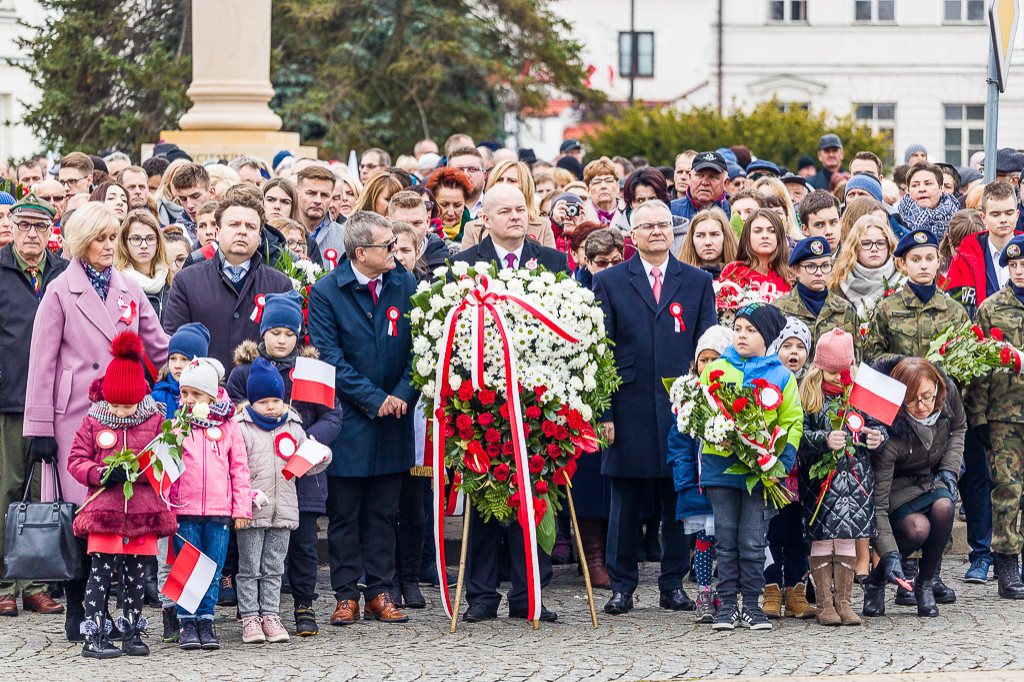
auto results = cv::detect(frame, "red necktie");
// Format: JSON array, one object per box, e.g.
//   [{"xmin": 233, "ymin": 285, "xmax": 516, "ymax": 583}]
[{"xmin": 368, "ymin": 278, "xmax": 380, "ymax": 304}]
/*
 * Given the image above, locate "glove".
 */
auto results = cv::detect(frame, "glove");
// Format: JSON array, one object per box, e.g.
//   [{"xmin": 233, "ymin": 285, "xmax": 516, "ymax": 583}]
[
  {"xmin": 103, "ymin": 466, "xmax": 129, "ymax": 486},
  {"xmin": 881, "ymin": 551, "xmax": 908, "ymax": 587},
  {"xmin": 252, "ymin": 489, "xmax": 269, "ymax": 510},
  {"xmin": 975, "ymin": 423, "xmax": 992, "ymax": 450},
  {"xmin": 936, "ymin": 469, "xmax": 958, "ymax": 495},
  {"xmin": 29, "ymin": 436, "xmax": 57, "ymax": 464}
]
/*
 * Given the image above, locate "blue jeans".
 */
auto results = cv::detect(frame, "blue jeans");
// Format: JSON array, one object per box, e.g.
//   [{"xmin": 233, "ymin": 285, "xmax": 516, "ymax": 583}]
[
  {"xmin": 706, "ymin": 486, "xmax": 775, "ymax": 604},
  {"xmin": 960, "ymin": 426, "xmax": 993, "ymax": 562},
  {"xmin": 173, "ymin": 519, "xmax": 231, "ymax": 620}
]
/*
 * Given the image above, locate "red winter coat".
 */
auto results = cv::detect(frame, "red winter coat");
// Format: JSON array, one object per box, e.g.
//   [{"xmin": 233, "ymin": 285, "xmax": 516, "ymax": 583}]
[
  {"xmin": 944, "ymin": 231, "xmax": 1021, "ymax": 318},
  {"xmin": 67, "ymin": 411, "xmax": 178, "ymax": 539}
]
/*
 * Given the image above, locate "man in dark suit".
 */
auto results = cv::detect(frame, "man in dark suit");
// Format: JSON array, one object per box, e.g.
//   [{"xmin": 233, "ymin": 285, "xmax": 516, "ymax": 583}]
[
  {"xmin": 592, "ymin": 199, "xmax": 717, "ymax": 615},
  {"xmin": 308, "ymin": 211, "xmax": 420, "ymax": 627},
  {"xmin": 452, "ymin": 184, "xmax": 568, "ymax": 622}
]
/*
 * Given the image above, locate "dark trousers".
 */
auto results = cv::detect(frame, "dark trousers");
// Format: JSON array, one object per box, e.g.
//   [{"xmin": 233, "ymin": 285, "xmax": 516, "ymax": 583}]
[
  {"xmin": 395, "ymin": 474, "xmax": 427, "ymax": 587},
  {"xmin": 327, "ymin": 474, "xmax": 402, "ymax": 602},
  {"xmin": 287, "ymin": 511, "xmax": 320, "ymax": 607},
  {"xmin": 706, "ymin": 486, "xmax": 775, "ymax": 604},
  {"xmin": 960, "ymin": 425, "xmax": 993, "ymax": 562},
  {"xmin": 606, "ymin": 476, "xmax": 687, "ymax": 593},
  {"xmin": 465, "ymin": 506, "xmax": 553, "ymax": 612},
  {"xmin": 763, "ymin": 501, "xmax": 808, "ymax": 587}
]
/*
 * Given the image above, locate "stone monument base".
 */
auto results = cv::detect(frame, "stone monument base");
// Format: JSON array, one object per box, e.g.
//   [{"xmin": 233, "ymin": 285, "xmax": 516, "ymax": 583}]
[{"xmin": 143, "ymin": 129, "xmax": 318, "ymax": 164}]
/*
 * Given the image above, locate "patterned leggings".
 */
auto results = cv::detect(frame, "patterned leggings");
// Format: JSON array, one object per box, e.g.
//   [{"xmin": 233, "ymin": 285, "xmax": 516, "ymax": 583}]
[
  {"xmin": 694, "ymin": 530, "xmax": 715, "ymax": 587},
  {"xmin": 84, "ymin": 553, "xmax": 146, "ymax": 621}
]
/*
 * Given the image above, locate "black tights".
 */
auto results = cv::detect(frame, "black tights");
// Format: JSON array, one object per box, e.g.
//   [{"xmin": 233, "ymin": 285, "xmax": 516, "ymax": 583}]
[
  {"xmin": 892, "ymin": 498, "xmax": 955, "ymax": 582},
  {"xmin": 84, "ymin": 553, "xmax": 145, "ymax": 621}
]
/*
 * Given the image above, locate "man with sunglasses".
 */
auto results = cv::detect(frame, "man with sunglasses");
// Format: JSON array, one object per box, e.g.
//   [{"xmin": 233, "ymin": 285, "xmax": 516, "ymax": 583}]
[
  {"xmin": 746, "ymin": 159, "xmax": 780, "ymax": 182},
  {"xmin": 0, "ymin": 192, "xmax": 68, "ymax": 617},
  {"xmin": 772, "ymin": 236, "xmax": 860, "ymax": 360}
]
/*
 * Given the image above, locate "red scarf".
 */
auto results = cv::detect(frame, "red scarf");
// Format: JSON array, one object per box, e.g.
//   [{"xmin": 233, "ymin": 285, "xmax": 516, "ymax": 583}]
[{"xmin": 822, "ymin": 381, "xmax": 844, "ymax": 397}]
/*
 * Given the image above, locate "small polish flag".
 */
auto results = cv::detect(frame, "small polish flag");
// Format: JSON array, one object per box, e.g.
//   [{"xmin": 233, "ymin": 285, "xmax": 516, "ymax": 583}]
[
  {"xmin": 161, "ymin": 539, "xmax": 218, "ymax": 614},
  {"xmin": 138, "ymin": 442, "xmax": 183, "ymax": 497},
  {"xmin": 282, "ymin": 439, "xmax": 332, "ymax": 480},
  {"xmin": 291, "ymin": 356, "xmax": 336, "ymax": 407},
  {"xmin": 849, "ymin": 363, "xmax": 908, "ymax": 426}
]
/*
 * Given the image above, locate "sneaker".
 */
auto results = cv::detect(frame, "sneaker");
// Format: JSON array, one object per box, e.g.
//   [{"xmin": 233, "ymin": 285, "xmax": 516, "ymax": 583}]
[
  {"xmin": 217, "ymin": 576, "xmax": 237, "ymax": 606},
  {"xmin": 294, "ymin": 605, "xmax": 319, "ymax": 636},
  {"xmin": 162, "ymin": 607, "xmax": 179, "ymax": 643},
  {"xmin": 965, "ymin": 557, "xmax": 993, "ymax": 584},
  {"xmin": 711, "ymin": 601, "xmax": 740, "ymax": 631},
  {"xmin": 694, "ymin": 587, "xmax": 717, "ymax": 624},
  {"xmin": 197, "ymin": 619, "xmax": 221, "ymax": 650},
  {"xmin": 241, "ymin": 616, "xmax": 265, "ymax": 643},
  {"xmin": 740, "ymin": 605, "xmax": 772, "ymax": 631},
  {"xmin": 261, "ymin": 614, "xmax": 290, "ymax": 643},
  {"xmin": 178, "ymin": 620, "xmax": 201, "ymax": 650},
  {"xmin": 550, "ymin": 536, "xmax": 572, "ymax": 565}
]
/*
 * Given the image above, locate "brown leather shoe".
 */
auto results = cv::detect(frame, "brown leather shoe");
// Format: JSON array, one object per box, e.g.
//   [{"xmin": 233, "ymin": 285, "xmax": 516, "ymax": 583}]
[
  {"xmin": 0, "ymin": 595, "xmax": 17, "ymax": 617},
  {"xmin": 23, "ymin": 592, "xmax": 64, "ymax": 614},
  {"xmin": 330, "ymin": 599, "xmax": 359, "ymax": 626},
  {"xmin": 364, "ymin": 592, "xmax": 409, "ymax": 623}
]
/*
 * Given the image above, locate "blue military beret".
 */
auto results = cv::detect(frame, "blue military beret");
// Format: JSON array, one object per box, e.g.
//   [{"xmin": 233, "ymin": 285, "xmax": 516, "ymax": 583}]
[
  {"xmin": 894, "ymin": 228, "xmax": 939, "ymax": 258},
  {"xmin": 1000, "ymin": 234, "xmax": 1024, "ymax": 267},
  {"xmin": 789, "ymin": 236, "xmax": 831, "ymax": 266}
]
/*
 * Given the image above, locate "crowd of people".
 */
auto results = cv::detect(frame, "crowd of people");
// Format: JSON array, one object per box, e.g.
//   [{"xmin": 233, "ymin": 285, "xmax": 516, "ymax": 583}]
[{"xmin": 0, "ymin": 130, "xmax": 1022, "ymax": 656}]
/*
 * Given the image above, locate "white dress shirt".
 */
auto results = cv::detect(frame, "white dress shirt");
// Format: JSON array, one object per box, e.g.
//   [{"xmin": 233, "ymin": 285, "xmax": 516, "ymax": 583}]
[
  {"xmin": 988, "ymin": 236, "xmax": 1011, "ymax": 289},
  {"xmin": 639, "ymin": 254, "xmax": 670, "ymax": 292},
  {"xmin": 492, "ymin": 242, "xmax": 525, "ymax": 269}
]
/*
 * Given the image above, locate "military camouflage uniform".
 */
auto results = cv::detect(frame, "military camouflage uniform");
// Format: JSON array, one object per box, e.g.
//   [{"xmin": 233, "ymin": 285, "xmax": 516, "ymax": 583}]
[
  {"xmin": 966, "ymin": 284, "xmax": 1024, "ymax": 554},
  {"xmin": 772, "ymin": 288, "xmax": 862, "ymax": 361},
  {"xmin": 863, "ymin": 281, "xmax": 969, "ymax": 362}
]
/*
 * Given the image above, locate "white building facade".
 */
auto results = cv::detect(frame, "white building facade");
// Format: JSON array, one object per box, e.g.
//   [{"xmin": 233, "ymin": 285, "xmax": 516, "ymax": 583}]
[{"xmin": 0, "ymin": 0, "xmax": 43, "ymax": 164}]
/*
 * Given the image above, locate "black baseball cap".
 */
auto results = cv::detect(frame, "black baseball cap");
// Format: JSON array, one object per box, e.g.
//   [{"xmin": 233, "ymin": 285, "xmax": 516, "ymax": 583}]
[
  {"xmin": 559, "ymin": 139, "xmax": 582, "ymax": 154},
  {"xmin": 691, "ymin": 151, "xmax": 727, "ymax": 174}
]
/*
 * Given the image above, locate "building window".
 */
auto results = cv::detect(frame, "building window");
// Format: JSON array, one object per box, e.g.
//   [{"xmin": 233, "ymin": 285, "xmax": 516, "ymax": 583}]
[
  {"xmin": 943, "ymin": 104, "xmax": 985, "ymax": 166},
  {"xmin": 777, "ymin": 102, "xmax": 810, "ymax": 113},
  {"xmin": 944, "ymin": 0, "xmax": 984, "ymax": 22},
  {"xmin": 854, "ymin": 0, "xmax": 895, "ymax": 23},
  {"xmin": 854, "ymin": 103, "xmax": 896, "ymax": 165},
  {"xmin": 768, "ymin": 0, "xmax": 807, "ymax": 22},
  {"xmin": 618, "ymin": 31, "xmax": 654, "ymax": 78}
]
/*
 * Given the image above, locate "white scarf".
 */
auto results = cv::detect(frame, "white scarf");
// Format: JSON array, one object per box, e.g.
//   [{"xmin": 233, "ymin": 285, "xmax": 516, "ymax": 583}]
[
  {"xmin": 840, "ymin": 258, "xmax": 903, "ymax": 308},
  {"xmin": 122, "ymin": 264, "xmax": 169, "ymax": 295}
]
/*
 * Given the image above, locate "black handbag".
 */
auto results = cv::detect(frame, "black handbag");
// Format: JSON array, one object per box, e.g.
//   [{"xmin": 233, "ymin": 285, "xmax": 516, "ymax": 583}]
[{"xmin": 3, "ymin": 459, "xmax": 84, "ymax": 581}]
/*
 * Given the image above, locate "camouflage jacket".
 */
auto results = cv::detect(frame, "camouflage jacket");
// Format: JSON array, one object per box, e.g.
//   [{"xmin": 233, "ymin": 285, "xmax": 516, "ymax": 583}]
[
  {"xmin": 966, "ymin": 285, "xmax": 1024, "ymax": 426},
  {"xmin": 772, "ymin": 288, "xmax": 861, "ymax": 361},
  {"xmin": 864, "ymin": 281, "xmax": 969, "ymax": 362}
]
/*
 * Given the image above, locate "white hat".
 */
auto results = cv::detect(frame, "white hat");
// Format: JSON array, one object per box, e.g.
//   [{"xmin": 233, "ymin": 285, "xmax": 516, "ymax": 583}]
[
  {"xmin": 179, "ymin": 357, "xmax": 225, "ymax": 399},
  {"xmin": 696, "ymin": 325, "xmax": 732, "ymax": 358}
]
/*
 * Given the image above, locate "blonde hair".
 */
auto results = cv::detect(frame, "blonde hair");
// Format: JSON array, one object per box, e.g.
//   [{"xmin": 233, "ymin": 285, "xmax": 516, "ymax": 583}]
[
  {"xmin": 563, "ymin": 181, "xmax": 588, "ymax": 199},
  {"xmin": 551, "ymin": 167, "xmax": 575, "ymax": 188},
  {"xmin": 678, "ymin": 207, "xmax": 738, "ymax": 267},
  {"xmin": 486, "ymin": 160, "xmax": 539, "ymax": 220},
  {"xmin": 839, "ymin": 196, "xmax": 886, "ymax": 245},
  {"xmin": 752, "ymin": 176, "xmax": 800, "ymax": 240},
  {"xmin": 353, "ymin": 172, "xmax": 405, "ymax": 215},
  {"xmin": 155, "ymin": 158, "xmax": 190, "ymax": 202},
  {"xmin": 394, "ymin": 155, "xmax": 418, "ymax": 174},
  {"xmin": 828, "ymin": 214, "xmax": 896, "ymax": 291},
  {"xmin": 65, "ymin": 202, "xmax": 120, "ymax": 260},
  {"xmin": 799, "ymin": 364, "xmax": 858, "ymax": 414},
  {"xmin": 206, "ymin": 164, "xmax": 241, "ymax": 198},
  {"xmin": 115, "ymin": 209, "xmax": 172, "ymax": 285}
]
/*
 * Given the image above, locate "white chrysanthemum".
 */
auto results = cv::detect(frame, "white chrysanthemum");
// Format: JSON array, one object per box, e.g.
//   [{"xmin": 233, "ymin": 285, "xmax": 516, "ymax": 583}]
[{"xmin": 451, "ymin": 261, "xmax": 470, "ymax": 277}]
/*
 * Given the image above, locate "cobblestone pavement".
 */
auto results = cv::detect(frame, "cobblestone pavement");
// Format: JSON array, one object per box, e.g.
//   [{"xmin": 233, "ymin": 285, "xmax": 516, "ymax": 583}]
[{"xmin": 2, "ymin": 559, "xmax": 1023, "ymax": 681}]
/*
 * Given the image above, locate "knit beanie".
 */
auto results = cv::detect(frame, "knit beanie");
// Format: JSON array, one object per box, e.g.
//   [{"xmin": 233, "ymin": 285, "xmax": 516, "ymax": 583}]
[
  {"xmin": 260, "ymin": 291, "xmax": 304, "ymax": 337},
  {"xmin": 0, "ymin": 191, "xmax": 14, "ymax": 206},
  {"xmin": 768, "ymin": 317, "xmax": 813, "ymax": 356},
  {"xmin": 179, "ymin": 357, "xmax": 225, "ymax": 399},
  {"xmin": 102, "ymin": 331, "xmax": 150, "ymax": 405},
  {"xmin": 813, "ymin": 327, "xmax": 855, "ymax": 372},
  {"xmin": 246, "ymin": 357, "xmax": 286, "ymax": 404},
  {"xmin": 734, "ymin": 302, "xmax": 786, "ymax": 347},
  {"xmin": 904, "ymin": 143, "xmax": 927, "ymax": 163},
  {"xmin": 695, "ymin": 325, "xmax": 733, "ymax": 359},
  {"xmin": 168, "ymin": 322, "xmax": 211, "ymax": 360},
  {"xmin": 843, "ymin": 173, "xmax": 883, "ymax": 203}
]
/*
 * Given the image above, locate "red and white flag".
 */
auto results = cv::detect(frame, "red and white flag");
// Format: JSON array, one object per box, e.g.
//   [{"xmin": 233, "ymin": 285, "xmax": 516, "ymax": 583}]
[
  {"xmin": 291, "ymin": 356, "xmax": 336, "ymax": 408},
  {"xmin": 282, "ymin": 439, "xmax": 332, "ymax": 480},
  {"xmin": 161, "ymin": 539, "xmax": 218, "ymax": 614},
  {"xmin": 137, "ymin": 442, "xmax": 183, "ymax": 498},
  {"xmin": 849, "ymin": 363, "xmax": 908, "ymax": 426}
]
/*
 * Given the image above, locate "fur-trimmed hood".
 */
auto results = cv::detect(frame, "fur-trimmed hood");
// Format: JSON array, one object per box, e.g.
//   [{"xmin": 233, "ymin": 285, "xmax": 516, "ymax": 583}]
[
  {"xmin": 872, "ymin": 354, "xmax": 958, "ymax": 442},
  {"xmin": 233, "ymin": 339, "xmax": 320, "ymax": 367}
]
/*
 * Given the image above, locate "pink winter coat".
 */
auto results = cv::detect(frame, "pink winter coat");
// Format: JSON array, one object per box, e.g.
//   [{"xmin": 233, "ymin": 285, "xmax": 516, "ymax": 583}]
[
  {"xmin": 169, "ymin": 417, "xmax": 252, "ymax": 520},
  {"xmin": 24, "ymin": 259, "xmax": 169, "ymax": 504},
  {"xmin": 66, "ymin": 411, "xmax": 178, "ymax": 539}
]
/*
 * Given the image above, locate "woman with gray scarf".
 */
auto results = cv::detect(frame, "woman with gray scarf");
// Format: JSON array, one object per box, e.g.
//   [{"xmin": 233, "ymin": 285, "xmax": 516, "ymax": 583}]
[{"xmin": 830, "ymin": 214, "xmax": 906, "ymax": 334}]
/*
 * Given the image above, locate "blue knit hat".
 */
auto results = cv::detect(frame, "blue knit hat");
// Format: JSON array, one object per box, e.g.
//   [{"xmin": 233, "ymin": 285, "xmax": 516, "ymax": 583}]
[
  {"xmin": 894, "ymin": 229, "xmax": 939, "ymax": 258},
  {"xmin": 0, "ymin": 191, "xmax": 14, "ymax": 206},
  {"xmin": 904, "ymin": 143, "xmax": 927, "ymax": 163},
  {"xmin": 247, "ymin": 357, "xmax": 285, "ymax": 404},
  {"xmin": 168, "ymin": 322, "xmax": 210, "ymax": 361},
  {"xmin": 260, "ymin": 291, "xmax": 304, "ymax": 337},
  {"xmin": 843, "ymin": 173, "xmax": 883, "ymax": 203},
  {"xmin": 789, "ymin": 236, "xmax": 831, "ymax": 266}
]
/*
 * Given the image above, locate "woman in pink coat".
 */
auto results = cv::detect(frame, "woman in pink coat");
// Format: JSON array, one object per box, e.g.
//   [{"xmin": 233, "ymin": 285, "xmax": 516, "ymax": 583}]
[{"xmin": 24, "ymin": 203, "xmax": 169, "ymax": 507}]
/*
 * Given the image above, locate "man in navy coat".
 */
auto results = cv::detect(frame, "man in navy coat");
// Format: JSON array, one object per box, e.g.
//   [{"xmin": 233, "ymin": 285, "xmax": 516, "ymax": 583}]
[
  {"xmin": 452, "ymin": 185, "xmax": 569, "ymax": 622},
  {"xmin": 592, "ymin": 199, "xmax": 717, "ymax": 615},
  {"xmin": 308, "ymin": 211, "xmax": 420, "ymax": 626}
]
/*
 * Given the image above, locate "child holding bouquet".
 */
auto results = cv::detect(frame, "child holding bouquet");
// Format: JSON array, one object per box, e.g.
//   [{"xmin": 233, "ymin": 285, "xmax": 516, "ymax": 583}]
[
  {"xmin": 797, "ymin": 328, "xmax": 885, "ymax": 626},
  {"xmin": 667, "ymin": 324, "xmax": 732, "ymax": 623},
  {"xmin": 67, "ymin": 332, "xmax": 178, "ymax": 659},
  {"xmin": 698, "ymin": 303, "xmax": 804, "ymax": 631}
]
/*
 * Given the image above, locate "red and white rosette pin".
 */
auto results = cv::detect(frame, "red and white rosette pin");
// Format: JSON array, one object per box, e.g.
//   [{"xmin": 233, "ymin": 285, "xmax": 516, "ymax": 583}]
[
  {"xmin": 846, "ymin": 411, "xmax": 865, "ymax": 444},
  {"xmin": 205, "ymin": 425, "xmax": 224, "ymax": 442},
  {"xmin": 324, "ymin": 249, "xmax": 338, "ymax": 270},
  {"xmin": 386, "ymin": 306, "xmax": 400, "ymax": 336},
  {"xmin": 668, "ymin": 302, "xmax": 685, "ymax": 333},
  {"xmin": 275, "ymin": 432, "xmax": 298, "ymax": 460},
  {"xmin": 96, "ymin": 429, "xmax": 118, "ymax": 450},
  {"xmin": 250, "ymin": 294, "xmax": 267, "ymax": 322},
  {"xmin": 753, "ymin": 381, "xmax": 783, "ymax": 411},
  {"xmin": 117, "ymin": 295, "xmax": 137, "ymax": 325}
]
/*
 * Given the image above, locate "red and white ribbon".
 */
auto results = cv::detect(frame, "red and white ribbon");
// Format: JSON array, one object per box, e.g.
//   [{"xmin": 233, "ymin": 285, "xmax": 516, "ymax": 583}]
[
  {"xmin": 250, "ymin": 294, "xmax": 267, "ymax": 322},
  {"xmin": 431, "ymin": 274, "xmax": 580, "ymax": 622},
  {"xmin": 700, "ymin": 383, "xmax": 785, "ymax": 471},
  {"xmin": 668, "ymin": 302, "xmax": 685, "ymax": 333},
  {"xmin": 324, "ymin": 249, "xmax": 338, "ymax": 270},
  {"xmin": 117, "ymin": 295, "xmax": 137, "ymax": 325},
  {"xmin": 386, "ymin": 306, "xmax": 400, "ymax": 336}
]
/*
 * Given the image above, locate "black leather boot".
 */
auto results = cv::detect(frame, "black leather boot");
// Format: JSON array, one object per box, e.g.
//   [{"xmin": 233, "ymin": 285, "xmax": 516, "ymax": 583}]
[
  {"xmin": 81, "ymin": 615, "xmax": 121, "ymax": 659},
  {"xmin": 995, "ymin": 553, "xmax": 1024, "ymax": 599},
  {"xmin": 862, "ymin": 570, "xmax": 886, "ymax": 617},
  {"xmin": 120, "ymin": 613, "xmax": 150, "ymax": 656},
  {"xmin": 931, "ymin": 558, "xmax": 956, "ymax": 604},
  {"xmin": 914, "ymin": 578, "xmax": 938, "ymax": 617},
  {"xmin": 894, "ymin": 558, "xmax": 917, "ymax": 606},
  {"xmin": 143, "ymin": 557, "xmax": 161, "ymax": 607}
]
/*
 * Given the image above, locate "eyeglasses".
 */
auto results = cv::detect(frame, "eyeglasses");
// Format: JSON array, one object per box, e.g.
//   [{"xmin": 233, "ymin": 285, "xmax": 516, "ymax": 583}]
[
  {"xmin": 14, "ymin": 221, "xmax": 50, "ymax": 233},
  {"xmin": 589, "ymin": 176, "xmax": 618, "ymax": 186},
  {"xmin": 58, "ymin": 176, "xmax": 87, "ymax": 188},
  {"xmin": 905, "ymin": 392, "xmax": 937, "ymax": 408},
  {"xmin": 801, "ymin": 262, "xmax": 833, "ymax": 274},
  {"xmin": 591, "ymin": 256, "xmax": 623, "ymax": 267},
  {"xmin": 748, "ymin": 172, "xmax": 776, "ymax": 181},
  {"xmin": 860, "ymin": 240, "xmax": 888, "ymax": 251},
  {"xmin": 38, "ymin": 194, "xmax": 66, "ymax": 203},
  {"xmin": 359, "ymin": 163, "xmax": 382, "ymax": 171},
  {"xmin": 173, "ymin": 255, "xmax": 187, "ymax": 267},
  {"xmin": 127, "ymin": 235, "xmax": 157, "ymax": 246},
  {"xmin": 634, "ymin": 221, "xmax": 672, "ymax": 232},
  {"xmin": 361, "ymin": 238, "xmax": 398, "ymax": 252}
]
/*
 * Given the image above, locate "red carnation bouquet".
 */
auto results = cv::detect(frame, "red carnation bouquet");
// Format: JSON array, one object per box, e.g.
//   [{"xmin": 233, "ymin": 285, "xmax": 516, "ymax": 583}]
[{"xmin": 926, "ymin": 322, "xmax": 1024, "ymax": 382}]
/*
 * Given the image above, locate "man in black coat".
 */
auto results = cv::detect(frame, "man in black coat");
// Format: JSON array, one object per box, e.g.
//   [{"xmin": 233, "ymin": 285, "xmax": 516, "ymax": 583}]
[
  {"xmin": 451, "ymin": 185, "xmax": 569, "ymax": 622},
  {"xmin": 592, "ymin": 199, "xmax": 717, "ymax": 615},
  {"xmin": 0, "ymin": 193, "xmax": 69, "ymax": 616}
]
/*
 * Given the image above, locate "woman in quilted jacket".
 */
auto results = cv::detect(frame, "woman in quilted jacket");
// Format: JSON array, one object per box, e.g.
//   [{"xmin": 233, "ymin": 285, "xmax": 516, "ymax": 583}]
[{"xmin": 796, "ymin": 329, "xmax": 885, "ymax": 627}]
